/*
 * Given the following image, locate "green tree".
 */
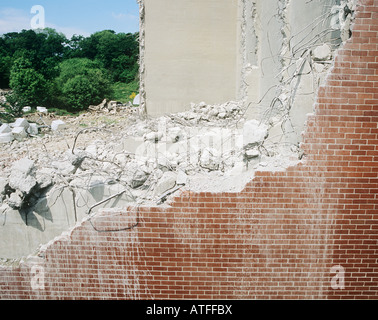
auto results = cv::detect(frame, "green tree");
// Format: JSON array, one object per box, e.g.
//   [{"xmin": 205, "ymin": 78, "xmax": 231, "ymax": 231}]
[
  {"xmin": 56, "ymin": 58, "xmax": 112, "ymax": 111},
  {"xmin": 9, "ymin": 56, "xmax": 49, "ymax": 107},
  {"xmin": 0, "ymin": 28, "xmax": 139, "ymax": 108},
  {"xmin": 71, "ymin": 30, "xmax": 139, "ymax": 82},
  {"xmin": 0, "ymin": 54, "xmax": 12, "ymax": 88},
  {"xmin": 0, "ymin": 28, "xmax": 68, "ymax": 87}
]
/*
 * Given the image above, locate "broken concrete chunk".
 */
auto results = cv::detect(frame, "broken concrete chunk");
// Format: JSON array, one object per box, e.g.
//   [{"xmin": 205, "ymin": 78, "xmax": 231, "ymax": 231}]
[
  {"xmin": 129, "ymin": 171, "xmax": 149, "ymax": 189},
  {"xmin": 133, "ymin": 94, "xmax": 140, "ymax": 106},
  {"xmin": 67, "ymin": 151, "xmax": 86, "ymax": 168},
  {"xmin": 313, "ymin": 44, "xmax": 331, "ymax": 61},
  {"xmin": 184, "ymin": 111, "xmax": 196, "ymax": 120},
  {"xmin": 176, "ymin": 171, "xmax": 187, "ymax": 185},
  {"xmin": 209, "ymin": 108, "xmax": 219, "ymax": 117},
  {"xmin": 126, "ymin": 162, "xmax": 150, "ymax": 189},
  {"xmin": 107, "ymin": 101, "xmax": 118, "ymax": 110},
  {"xmin": 36, "ymin": 106, "xmax": 48, "ymax": 113},
  {"xmin": 52, "ymin": 160, "xmax": 76, "ymax": 176},
  {"xmin": 14, "ymin": 118, "xmax": 29, "ymax": 129},
  {"xmin": 27, "ymin": 123, "xmax": 39, "ymax": 136},
  {"xmin": 314, "ymin": 63, "xmax": 326, "ymax": 73},
  {"xmin": 218, "ymin": 112, "xmax": 227, "ymax": 119},
  {"xmin": 243, "ymin": 119, "xmax": 269, "ymax": 148},
  {"xmin": 36, "ymin": 168, "xmax": 54, "ymax": 190},
  {"xmin": 51, "ymin": 120, "xmax": 67, "ymax": 131},
  {"xmin": 11, "ymin": 158, "xmax": 35, "ymax": 175},
  {"xmin": 85, "ymin": 144, "xmax": 97, "ymax": 157},
  {"xmin": 167, "ymin": 127, "xmax": 184, "ymax": 143},
  {"xmin": 245, "ymin": 149, "xmax": 260, "ymax": 159},
  {"xmin": 198, "ymin": 101, "xmax": 207, "ymax": 108},
  {"xmin": 9, "ymin": 158, "xmax": 37, "ymax": 194},
  {"xmin": 0, "ymin": 124, "xmax": 11, "ymax": 134},
  {"xmin": 12, "ymin": 127, "xmax": 28, "ymax": 141},
  {"xmin": 0, "ymin": 132, "xmax": 14, "ymax": 144},
  {"xmin": 144, "ymin": 131, "xmax": 163, "ymax": 142},
  {"xmin": 8, "ymin": 190, "xmax": 24, "ymax": 210},
  {"xmin": 200, "ymin": 148, "xmax": 220, "ymax": 171},
  {"xmin": 22, "ymin": 106, "xmax": 31, "ymax": 113},
  {"xmin": 154, "ymin": 172, "xmax": 177, "ymax": 196}
]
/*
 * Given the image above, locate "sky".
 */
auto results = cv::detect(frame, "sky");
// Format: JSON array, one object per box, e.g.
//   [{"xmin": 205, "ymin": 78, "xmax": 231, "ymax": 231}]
[{"xmin": 0, "ymin": 0, "xmax": 140, "ymax": 38}]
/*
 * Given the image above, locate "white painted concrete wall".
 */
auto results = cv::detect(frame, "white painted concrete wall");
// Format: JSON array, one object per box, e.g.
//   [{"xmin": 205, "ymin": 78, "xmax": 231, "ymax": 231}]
[{"xmin": 143, "ymin": 0, "xmax": 238, "ymax": 116}]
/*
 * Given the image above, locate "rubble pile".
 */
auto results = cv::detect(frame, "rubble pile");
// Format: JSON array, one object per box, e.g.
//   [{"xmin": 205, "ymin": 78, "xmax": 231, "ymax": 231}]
[
  {"xmin": 176, "ymin": 100, "xmax": 244, "ymax": 124},
  {"xmin": 0, "ymin": 99, "xmax": 301, "ymax": 226},
  {"xmin": 0, "ymin": 158, "xmax": 53, "ymax": 210},
  {"xmin": 88, "ymin": 99, "xmax": 135, "ymax": 114},
  {"xmin": 0, "ymin": 98, "xmax": 303, "ymax": 259}
]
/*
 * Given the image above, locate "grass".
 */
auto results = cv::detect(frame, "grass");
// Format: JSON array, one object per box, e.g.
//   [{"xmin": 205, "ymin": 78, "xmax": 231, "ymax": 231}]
[{"xmin": 111, "ymin": 81, "xmax": 139, "ymax": 104}]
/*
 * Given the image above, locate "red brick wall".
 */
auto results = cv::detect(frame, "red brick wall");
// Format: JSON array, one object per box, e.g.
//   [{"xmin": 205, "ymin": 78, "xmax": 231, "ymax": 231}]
[{"xmin": 0, "ymin": 0, "xmax": 377, "ymax": 300}]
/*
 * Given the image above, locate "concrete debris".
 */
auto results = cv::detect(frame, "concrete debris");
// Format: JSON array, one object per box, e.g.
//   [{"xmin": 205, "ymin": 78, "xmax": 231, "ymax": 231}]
[
  {"xmin": 0, "ymin": 118, "xmax": 40, "ymax": 144},
  {"xmin": 51, "ymin": 160, "xmax": 76, "ymax": 176},
  {"xmin": 125, "ymin": 162, "xmax": 150, "ymax": 189},
  {"xmin": 13, "ymin": 118, "xmax": 30, "ymax": 129},
  {"xmin": 8, "ymin": 190, "xmax": 24, "ymax": 210},
  {"xmin": 167, "ymin": 127, "xmax": 184, "ymax": 143},
  {"xmin": 242, "ymin": 119, "xmax": 269, "ymax": 149},
  {"xmin": 22, "ymin": 106, "xmax": 31, "ymax": 113},
  {"xmin": 0, "ymin": 124, "xmax": 11, "ymax": 134},
  {"xmin": 12, "ymin": 127, "xmax": 28, "ymax": 141},
  {"xmin": 9, "ymin": 158, "xmax": 37, "ymax": 194},
  {"xmin": 107, "ymin": 101, "xmax": 118, "ymax": 111},
  {"xmin": 0, "ymin": 157, "xmax": 55, "ymax": 211},
  {"xmin": 89, "ymin": 98, "xmax": 132, "ymax": 113},
  {"xmin": 35, "ymin": 168, "xmax": 54, "ymax": 190},
  {"xmin": 89, "ymin": 99, "xmax": 107, "ymax": 112},
  {"xmin": 51, "ymin": 120, "xmax": 67, "ymax": 131},
  {"xmin": 313, "ymin": 44, "xmax": 332, "ymax": 61},
  {"xmin": 36, "ymin": 106, "xmax": 48, "ymax": 113},
  {"xmin": 176, "ymin": 170, "xmax": 187, "ymax": 185},
  {"xmin": 0, "ymin": 132, "xmax": 14, "ymax": 144},
  {"xmin": 154, "ymin": 171, "xmax": 177, "ymax": 196},
  {"xmin": 0, "ymin": 87, "xmax": 301, "ymax": 259},
  {"xmin": 133, "ymin": 94, "xmax": 140, "ymax": 106},
  {"xmin": 27, "ymin": 123, "xmax": 39, "ymax": 136},
  {"xmin": 177, "ymin": 101, "xmax": 244, "ymax": 125},
  {"xmin": 331, "ymin": 0, "xmax": 356, "ymax": 42},
  {"xmin": 144, "ymin": 131, "xmax": 163, "ymax": 142},
  {"xmin": 245, "ymin": 148, "xmax": 260, "ymax": 159},
  {"xmin": 200, "ymin": 148, "xmax": 220, "ymax": 171}
]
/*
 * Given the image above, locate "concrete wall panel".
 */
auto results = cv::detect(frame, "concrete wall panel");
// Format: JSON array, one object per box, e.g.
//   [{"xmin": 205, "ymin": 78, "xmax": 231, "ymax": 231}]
[{"xmin": 144, "ymin": 0, "xmax": 238, "ymax": 115}]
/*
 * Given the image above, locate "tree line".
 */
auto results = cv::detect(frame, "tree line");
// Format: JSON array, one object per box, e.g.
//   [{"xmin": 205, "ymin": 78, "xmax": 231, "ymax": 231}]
[{"xmin": 0, "ymin": 28, "xmax": 139, "ymax": 113}]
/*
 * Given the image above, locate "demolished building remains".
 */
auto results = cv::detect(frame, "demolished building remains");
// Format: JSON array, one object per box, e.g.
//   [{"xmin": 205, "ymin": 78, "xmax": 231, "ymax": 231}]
[
  {"xmin": 0, "ymin": 0, "xmax": 356, "ymax": 258},
  {"xmin": 1, "ymin": 0, "xmax": 377, "ymax": 301}
]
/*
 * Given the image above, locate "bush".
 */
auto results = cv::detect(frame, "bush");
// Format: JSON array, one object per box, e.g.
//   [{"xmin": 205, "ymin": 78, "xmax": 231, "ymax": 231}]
[
  {"xmin": 0, "ymin": 92, "xmax": 27, "ymax": 122},
  {"xmin": 55, "ymin": 58, "xmax": 113, "ymax": 111},
  {"xmin": 9, "ymin": 56, "xmax": 49, "ymax": 107}
]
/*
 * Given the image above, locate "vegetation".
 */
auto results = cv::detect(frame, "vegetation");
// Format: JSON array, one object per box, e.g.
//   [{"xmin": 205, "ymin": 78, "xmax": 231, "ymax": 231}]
[
  {"xmin": 111, "ymin": 80, "xmax": 139, "ymax": 104},
  {"xmin": 0, "ymin": 28, "xmax": 139, "ymax": 114}
]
